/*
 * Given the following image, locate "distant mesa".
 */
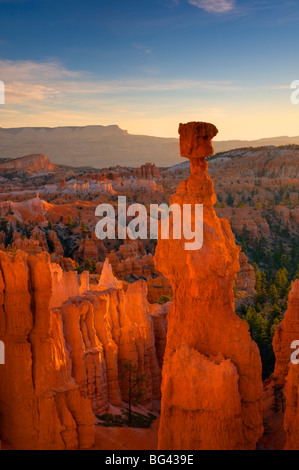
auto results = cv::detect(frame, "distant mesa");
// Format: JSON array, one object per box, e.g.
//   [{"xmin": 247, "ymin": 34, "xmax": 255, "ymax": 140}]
[
  {"xmin": 0, "ymin": 153, "xmax": 57, "ymax": 173},
  {"xmin": 0, "ymin": 125, "xmax": 178, "ymax": 168},
  {"xmin": 1, "ymin": 124, "xmax": 299, "ymax": 167}
]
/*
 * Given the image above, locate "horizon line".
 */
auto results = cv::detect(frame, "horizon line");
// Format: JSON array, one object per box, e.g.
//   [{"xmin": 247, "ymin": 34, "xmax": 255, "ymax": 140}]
[{"xmin": 0, "ymin": 124, "xmax": 298, "ymax": 143}]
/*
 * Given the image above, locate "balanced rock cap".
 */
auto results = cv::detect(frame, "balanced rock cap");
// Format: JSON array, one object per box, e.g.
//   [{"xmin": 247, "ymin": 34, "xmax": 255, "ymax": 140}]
[{"xmin": 178, "ymin": 121, "xmax": 219, "ymax": 161}]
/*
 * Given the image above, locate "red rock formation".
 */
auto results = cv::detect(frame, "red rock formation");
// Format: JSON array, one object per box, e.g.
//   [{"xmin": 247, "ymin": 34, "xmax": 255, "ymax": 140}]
[
  {"xmin": 154, "ymin": 122, "xmax": 263, "ymax": 450},
  {"xmin": 30, "ymin": 226, "xmax": 49, "ymax": 251},
  {"xmin": 50, "ymin": 256, "xmax": 76, "ymax": 272},
  {"xmin": 0, "ymin": 252, "xmax": 165, "ymax": 449},
  {"xmin": 11, "ymin": 232, "xmax": 43, "ymax": 255},
  {"xmin": 0, "ymin": 154, "xmax": 57, "ymax": 173},
  {"xmin": 146, "ymin": 274, "xmax": 172, "ymax": 304},
  {"xmin": 149, "ymin": 302, "xmax": 170, "ymax": 369},
  {"xmin": 272, "ymin": 280, "xmax": 299, "ymax": 449},
  {"xmin": 283, "ymin": 363, "xmax": 299, "ymax": 449},
  {"xmin": 76, "ymin": 236, "xmax": 99, "ymax": 262},
  {"xmin": 273, "ymin": 280, "xmax": 299, "ymax": 387},
  {"xmin": 234, "ymin": 251, "xmax": 256, "ymax": 310},
  {"xmin": 50, "ymin": 263, "xmax": 89, "ymax": 309},
  {"xmin": 235, "ymin": 251, "xmax": 256, "ymax": 294},
  {"xmin": 48, "ymin": 230, "xmax": 64, "ymax": 255},
  {"xmin": 97, "ymin": 240, "xmax": 172, "ymax": 303},
  {"xmin": 118, "ymin": 239, "xmax": 146, "ymax": 259},
  {"xmin": 0, "ymin": 251, "xmax": 95, "ymax": 450},
  {"xmin": 179, "ymin": 121, "xmax": 218, "ymax": 174},
  {"xmin": 57, "ymin": 297, "xmax": 109, "ymax": 414},
  {"xmin": 106, "ymin": 252, "xmax": 153, "ymax": 279},
  {"xmin": 99, "ymin": 254, "xmax": 172, "ymax": 304},
  {"xmin": 55, "ymin": 267, "xmax": 162, "ymax": 411},
  {"xmin": 133, "ymin": 163, "xmax": 161, "ymax": 179}
]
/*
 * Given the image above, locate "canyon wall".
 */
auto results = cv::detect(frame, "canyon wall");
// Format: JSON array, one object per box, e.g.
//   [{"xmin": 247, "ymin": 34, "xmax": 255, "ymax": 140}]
[
  {"xmin": 0, "ymin": 251, "xmax": 95, "ymax": 450},
  {"xmin": 272, "ymin": 280, "xmax": 299, "ymax": 449},
  {"xmin": 283, "ymin": 362, "xmax": 299, "ymax": 450},
  {"xmin": 273, "ymin": 280, "xmax": 299, "ymax": 387},
  {"xmin": 154, "ymin": 122, "xmax": 263, "ymax": 450},
  {"xmin": 0, "ymin": 251, "xmax": 168, "ymax": 449}
]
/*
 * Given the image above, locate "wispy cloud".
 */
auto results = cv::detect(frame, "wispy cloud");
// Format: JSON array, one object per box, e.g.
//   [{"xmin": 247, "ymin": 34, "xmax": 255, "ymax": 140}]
[
  {"xmin": 0, "ymin": 59, "xmax": 287, "ymax": 107},
  {"xmin": 0, "ymin": 58, "xmax": 289, "ymax": 139},
  {"xmin": 0, "ymin": 60, "xmax": 84, "ymax": 82},
  {"xmin": 6, "ymin": 78, "xmax": 240, "ymax": 101},
  {"xmin": 0, "ymin": 59, "xmax": 240, "ymax": 104},
  {"xmin": 188, "ymin": 0, "xmax": 235, "ymax": 13},
  {"xmin": 4, "ymin": 83, "xmax": 60, "ymax": 104},
  {"xmin": 166, "ymin": 0, "xmax": 180, "ymax": 8},
  {"xmin": 132, "ymin": 43, "xmax": 153, "ymax": 54}
]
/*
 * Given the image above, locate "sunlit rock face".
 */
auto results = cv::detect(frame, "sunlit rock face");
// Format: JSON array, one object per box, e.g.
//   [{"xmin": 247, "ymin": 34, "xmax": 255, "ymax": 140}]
[
  {"xmin": 179, "ymin": 121, "xmax": 218, "ymax": 175},
  {"xmin": 76, "ymin": 236, "xmax": 99, "ymax": 262},
  {"xmin": 0, "ymin": 153, "xmax": 57, "ymax": 172},
  {"xmin": 64, "ymin": 278, "xmax": 163, "ymax": 411},
  {"xmin": 272, "ymin": 280, "xmax": 299, "ymax": 449},
  {"xmin": 273, "ymin": 280, "xmax": 299, "ymax": 387},
  {"xmin": 97, "ymin": 257, "xmax": 123, "ymax": 290},
  {"xmin": 133, "ymin": 162, "xmax": 161, "ymax": 180},
  {"xmin": 284, "ymin": 363, "xmax": 299, "ymax": 450},
  {"xmin": 235, "ymin": 251, "xmax": 256, "ymax": 294},
  {"xmin": 0, "ymin": 251, "xmax": 95, "ymax": 450},
  {"xmin": 0, "ymin": 252, "xmax": 167, "ymax": 449},
  {"xmin": 154, "ymin": 122, "xmax": 263, "ymax": 450}
]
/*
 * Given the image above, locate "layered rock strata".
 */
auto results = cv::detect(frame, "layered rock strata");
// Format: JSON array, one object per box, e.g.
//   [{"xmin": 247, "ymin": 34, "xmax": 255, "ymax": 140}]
[
  {"xmin": 0, "ymin": 252, "xmax": 167, "ymax": 449},
  {"xmin": 154, "ymin": 122, "xmax": 263, "ymax": 450},
  {"xmin": 0, "ymin": 251, "xmax": 95, "ymax": 450},
  {"xmin": 272, "ymin": 280, "xmax": 299, "ymax": 449}
]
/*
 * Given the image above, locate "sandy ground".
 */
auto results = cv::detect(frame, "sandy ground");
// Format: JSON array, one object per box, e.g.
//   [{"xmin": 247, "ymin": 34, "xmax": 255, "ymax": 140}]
[
  {"xmin": 257, "ymin": 412, "xmax": 285, "ymax": 450},
  {"xmin": 90, "ymin": 403, "xmax": 159, "ymax": 450},
  {"xmin": 257, "ymin": 379, "xmax": 286, "ymax": 450},
  {"xmin": 92, "ymin": 396, "xmax": 286, "ymax": 451},
  {"xmin": 92, "ymin": 418, "xmax": 159, "ymax": 450}
]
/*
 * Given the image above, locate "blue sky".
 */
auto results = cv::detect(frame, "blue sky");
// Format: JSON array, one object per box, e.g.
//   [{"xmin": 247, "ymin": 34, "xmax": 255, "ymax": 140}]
[{"xmin": 0, "ymin": 0, "xmax": 299, "ymax": 139}]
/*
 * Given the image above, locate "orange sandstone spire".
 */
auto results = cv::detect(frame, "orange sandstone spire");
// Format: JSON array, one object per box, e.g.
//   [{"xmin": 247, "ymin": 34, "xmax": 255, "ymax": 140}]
[
  {"xmin": 154, "ymin": 121, "xmax": 263, "ymax": 450},
  {"xmin": 272, "ymin": 280, "xmax": 299, "ymax": 449}
]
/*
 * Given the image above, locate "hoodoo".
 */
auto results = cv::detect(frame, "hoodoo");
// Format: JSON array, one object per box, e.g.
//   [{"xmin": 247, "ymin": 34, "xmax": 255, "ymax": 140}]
[
  {"xmin": 273, "ymin": 280, "xmax": 299, "ymax": 449},
  {"xmin": 154, "ymin": 121, "xmax": 264, "ymax": 450},
  {"xmin": 273, "ymin": 279, "xmax": 299, "ymax": 387}
]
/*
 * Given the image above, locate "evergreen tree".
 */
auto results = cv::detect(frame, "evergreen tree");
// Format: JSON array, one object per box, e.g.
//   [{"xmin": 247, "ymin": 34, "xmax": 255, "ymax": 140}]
[
  {"xmin": 269, "ymin": 284, "xmax": 279, "ymax": 304},
  {"xmin": 274, "ymin": 268, "xmax": 288, "ymax": 297},
  {"xmin": 80, "ymin": 222, "xmax": 88, "ymax": 235},
  {"xmin": 120, "ymin": 360, "xmax": 146, "ymax": 424}
]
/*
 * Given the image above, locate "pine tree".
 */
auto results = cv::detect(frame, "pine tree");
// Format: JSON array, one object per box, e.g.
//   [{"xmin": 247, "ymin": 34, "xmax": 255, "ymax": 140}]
[
  {"xmin": 80, "ymin": 222, "xmax": 88, "ymax": 235},
  {"xmin": 274, "ymin": 268, "xmax": 288, "ymax": 297},
  {"xmin": 269, "ymin": 284, "xmax": 279, "ymax": 304},
  {"xmin": 255, "ymin": 269, "xmax": 267, "ymax": 305},
  {"xmin": 120, "ymin": 360, "xmax": 146, "ymax": 424}
]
